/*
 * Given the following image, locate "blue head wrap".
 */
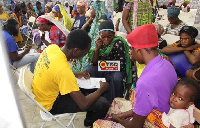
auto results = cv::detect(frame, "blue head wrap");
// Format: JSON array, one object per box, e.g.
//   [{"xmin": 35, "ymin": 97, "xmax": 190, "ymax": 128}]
[
  {"xmin": 167, "ymin": 7, "xmax": 180, "ymax": 19},
  {"xmin": 53, "ymin": 5, "xmax": 60, "ymax": 13}
]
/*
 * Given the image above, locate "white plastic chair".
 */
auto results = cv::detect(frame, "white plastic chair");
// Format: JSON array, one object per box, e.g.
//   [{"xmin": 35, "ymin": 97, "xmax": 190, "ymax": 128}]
[{"xmin": 17, "ymin": 67, "xmax": 76, "ymax": 128}]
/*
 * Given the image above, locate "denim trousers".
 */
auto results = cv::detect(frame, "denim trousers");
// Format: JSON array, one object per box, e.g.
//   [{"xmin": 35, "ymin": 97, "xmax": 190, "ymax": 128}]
[{"xmin": 13, "ymin": 53, "xmax": 40, "ymax": 73}]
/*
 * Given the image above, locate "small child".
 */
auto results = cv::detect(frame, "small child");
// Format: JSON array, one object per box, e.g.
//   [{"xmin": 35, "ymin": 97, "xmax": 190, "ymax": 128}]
[{"xmin": 162, "ymin": 77, "xmax": 200, "ymax": 128}]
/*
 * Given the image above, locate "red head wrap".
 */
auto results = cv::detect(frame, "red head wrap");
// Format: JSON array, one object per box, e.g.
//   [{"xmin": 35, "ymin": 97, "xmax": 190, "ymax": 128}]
[
  {"xmin": 126, "ymin": 24, "xmax": 158, "ymax": 49},
  {"xmin": 36, "ymin": 16, "xmax": 50, "ymax": 24}
]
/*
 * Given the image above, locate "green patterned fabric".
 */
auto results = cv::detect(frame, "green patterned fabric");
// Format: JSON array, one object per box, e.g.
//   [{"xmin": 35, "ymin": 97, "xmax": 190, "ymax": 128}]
[
  {"xmin": 127, "ymin": 1, "xmax": 153, "ymax": 30},
  {"xmin": 88, "ymin": 36, "xmax": 133, "ymax": 85},
  {"xmin": 137, "ymin": 1, "xmax": 152, "ymax": 26}
]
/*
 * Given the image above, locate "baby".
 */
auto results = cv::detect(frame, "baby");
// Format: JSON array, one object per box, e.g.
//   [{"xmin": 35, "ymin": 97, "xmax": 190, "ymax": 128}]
[{"xmin": 162, "ymin": 77, "xmax": 200, "ymax": 128}]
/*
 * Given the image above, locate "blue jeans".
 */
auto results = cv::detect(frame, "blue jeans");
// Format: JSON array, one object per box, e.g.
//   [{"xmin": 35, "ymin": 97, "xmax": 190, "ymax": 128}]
[
  {"xmin": 87, "ymin": 65, "xmax": 126, "ymax": 104},
  {"xmin": 13, "ymin": 53, "xmax": 40, "ymax": 73}
]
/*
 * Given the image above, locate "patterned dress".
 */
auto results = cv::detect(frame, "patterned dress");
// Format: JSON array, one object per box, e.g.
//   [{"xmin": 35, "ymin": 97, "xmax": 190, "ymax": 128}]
[
  {"xmin": 49, "ymin": 26, "xmax": 66, "ymax": 48},
  {"xmin": 124, "ymin": 0, "xmax": 153, "ymax": 30},
  {"xmin": 166, "ymin": 21, "xmax": 187, "ymax": 36}
]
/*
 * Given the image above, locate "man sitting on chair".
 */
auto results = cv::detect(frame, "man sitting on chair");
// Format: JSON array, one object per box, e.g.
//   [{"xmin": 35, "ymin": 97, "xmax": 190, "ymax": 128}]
[
  {"xmin": 3, "ymin": 18, "xmax": 40, "ymax": 73},
  {"xmin": 32, "ymin": 29, "xmax": 110, "ymax": 127}
]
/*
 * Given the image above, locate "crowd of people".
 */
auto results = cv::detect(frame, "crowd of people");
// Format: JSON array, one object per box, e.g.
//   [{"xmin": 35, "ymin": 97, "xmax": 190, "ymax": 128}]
[{"xmin": 1, "ymin": 0, "xmax": 200, "ymax": 127}]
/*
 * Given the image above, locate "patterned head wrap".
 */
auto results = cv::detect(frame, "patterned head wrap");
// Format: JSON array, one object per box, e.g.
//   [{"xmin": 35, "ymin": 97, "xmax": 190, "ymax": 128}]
[
  {"xmin": 36, "ymin": 16, "xmax": 51, "ymax": 24},
  {"xmin": 167, "ymin": 7, "xmax": 180, "ymax": 19},
  {"xmin": 45, "ymin": 2, "xmax": 54, "ymax": 9},
  {"xmin": 52, "ymin": 5, "xmax": 60, "ymax": 13},
  {"xmin": 153, "ymin": 22, "xmax": 164, "ymax": 36}
]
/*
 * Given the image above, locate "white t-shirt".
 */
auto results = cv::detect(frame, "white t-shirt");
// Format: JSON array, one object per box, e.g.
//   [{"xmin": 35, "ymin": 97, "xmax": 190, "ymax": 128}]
[{"xmin": 162, "ymin": 105, "xmax": 195, "ymax": 128}]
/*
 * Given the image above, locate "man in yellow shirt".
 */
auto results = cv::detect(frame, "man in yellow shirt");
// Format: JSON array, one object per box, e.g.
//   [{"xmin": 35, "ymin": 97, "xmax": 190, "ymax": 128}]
[{"xmin": 32, "ymin": 29, "xmax": 110, "ymax": 127}]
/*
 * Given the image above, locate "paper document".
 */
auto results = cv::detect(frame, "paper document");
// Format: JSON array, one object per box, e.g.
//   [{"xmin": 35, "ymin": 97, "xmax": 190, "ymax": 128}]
[{"xmin": 76, "ymin": 77, "xmax": 106, "ymax": 89}]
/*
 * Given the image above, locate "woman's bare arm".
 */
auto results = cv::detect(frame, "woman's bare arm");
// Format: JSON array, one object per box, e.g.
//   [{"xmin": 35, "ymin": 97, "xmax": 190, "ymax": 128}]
[{"xmin": 122, "ymin": 8, "xmax": 132, "ymax": 34}]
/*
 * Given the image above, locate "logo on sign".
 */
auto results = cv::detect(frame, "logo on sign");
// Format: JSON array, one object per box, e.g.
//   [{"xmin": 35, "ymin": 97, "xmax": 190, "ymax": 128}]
[{"xmin": 98, "ymin": 60, "xmax": 120, "ymax": 71}]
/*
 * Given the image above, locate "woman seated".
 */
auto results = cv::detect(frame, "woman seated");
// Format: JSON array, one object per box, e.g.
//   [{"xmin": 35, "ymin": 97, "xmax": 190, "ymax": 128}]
[
  {"xmin": 165, "ymin": 6, "xmax": 187, "ymax": 36},
  {"xmin": 161, "ymin": 26, "xmax": 200, "ymax": 76},
  {"xmin": 36, "ymin": 15, "xmax": 68, "ymax": 48},
  {"xmin": 3, "ymin": 18, "xmax": 40, "ymax": 73},
  {"xmin": 86, "ymin": 20, "xmax": 132, "ymax": 104}
]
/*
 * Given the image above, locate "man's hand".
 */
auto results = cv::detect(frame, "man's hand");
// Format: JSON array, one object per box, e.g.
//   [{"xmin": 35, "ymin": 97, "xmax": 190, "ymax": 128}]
[
  {"xmin": 99, "ymin": 81, "xmax": 109, "ymax": 93},
  {"xmin": 23, "ymin": 44, "xmax": 32, "ymax": 54},
  {"xmin": 75, "ymin": 70, "xmax": 90, "ymax": 79}
]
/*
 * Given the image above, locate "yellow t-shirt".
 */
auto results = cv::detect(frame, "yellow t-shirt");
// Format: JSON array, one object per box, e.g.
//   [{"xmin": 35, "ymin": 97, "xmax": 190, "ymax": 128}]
[
  {"xmin": 0, "ymin": 12, "xmax": 9, "ymax": 22},
  {"xmin": 32, "ymin": 45, "xmax": 80, "ymax": 111},
  {"xmin": 136, "ymin": 61, "xmax": 146, "ymax": 78}
]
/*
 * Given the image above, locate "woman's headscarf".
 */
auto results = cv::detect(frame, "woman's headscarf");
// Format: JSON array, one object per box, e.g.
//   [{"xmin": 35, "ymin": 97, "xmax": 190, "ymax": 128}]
[
  {"xmin": 36, "ymin": 16, "xmax": 51, "ymax": 24},
  {"xmin": 52, "ymin": 4, "xmax": 73, "ymax": 30},
  {"xmin": 36, "ymin": 15, "xmax": 70, "ymax": 37},
  {"xmin": 179, "ymin": 26, "xmax": 198, "ymax": 38},
  {"xmin": 167, "ymin": 7, "xmax": 180, "ymax": 19}
]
